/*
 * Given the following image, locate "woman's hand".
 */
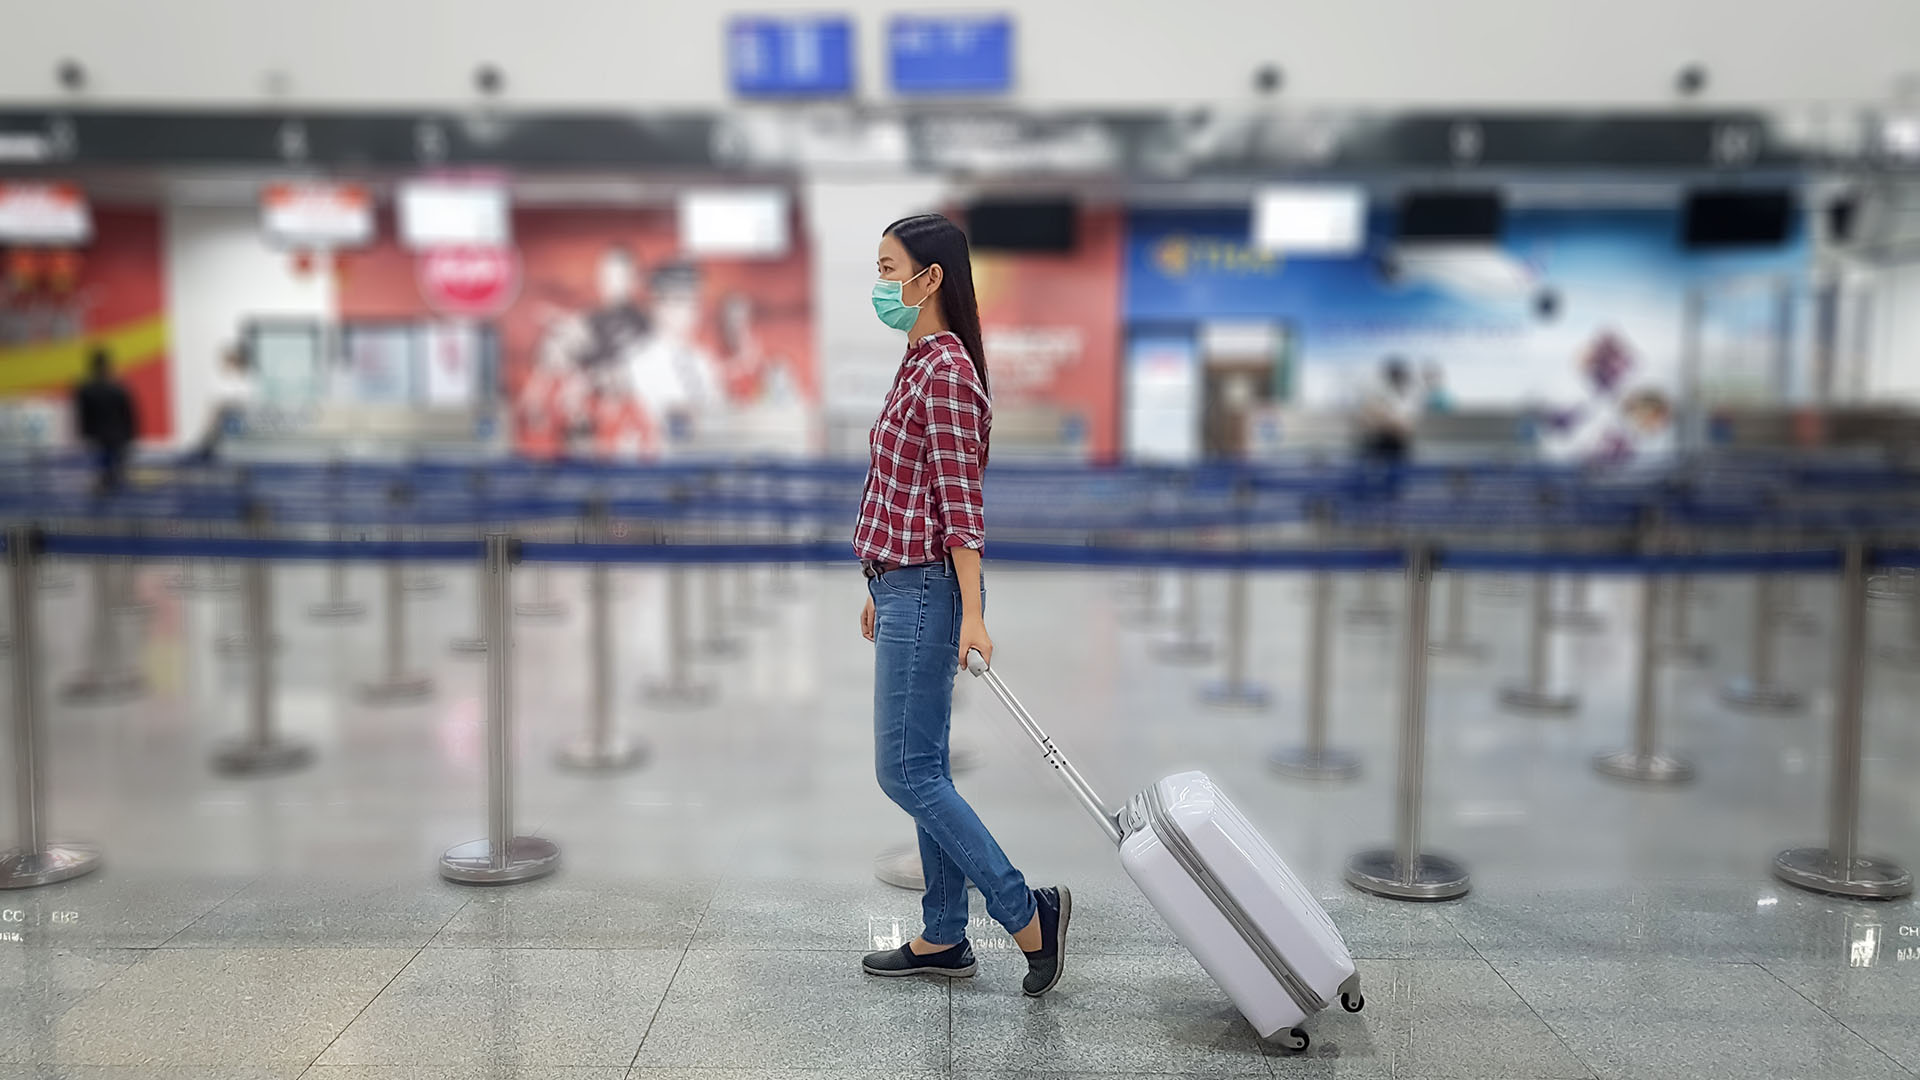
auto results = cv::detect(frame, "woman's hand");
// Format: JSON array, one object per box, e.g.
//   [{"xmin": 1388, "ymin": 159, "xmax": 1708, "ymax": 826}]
[
  {"xmin": 959, "ymin": 614, "xmax": 993, "ymax": 669},
  {"xmin": 861, "ymin": 595, "xmax": 875, "ymax": 642}
]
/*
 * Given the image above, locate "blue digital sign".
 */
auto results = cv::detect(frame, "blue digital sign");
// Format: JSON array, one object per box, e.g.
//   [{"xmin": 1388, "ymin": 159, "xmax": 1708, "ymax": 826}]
[
  {"xmin": 729, "ymin": 16, "xmax": 856, "ymax": 98},
  {"xmin": 889, "ymin": 15, "xmax": 1013, "ymax": 95}
]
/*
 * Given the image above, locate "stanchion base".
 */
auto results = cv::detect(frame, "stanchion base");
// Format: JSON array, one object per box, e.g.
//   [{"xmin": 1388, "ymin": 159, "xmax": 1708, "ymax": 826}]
[
  {"xmin": 61, "ymin": 671, "xmax": 147, "ymax": 705},
  {"xmin": 1427, "ymin": 637, "xmax": 1489, "ymax": 660},
  {"xmin": 1152, "ymin": 634, "xmax": 1214, "ymax": 664},
  {"xmin": 699, "ymin": 636, "xmax": 745, "ymax": 659},
  {"xmin": 1593, "ymin": 749, "xmax": 1695, "ymax": 784},
  {"xmin": 1345, "ymin": 606, "xmax": 1393, "ymax": 629},
  {"xmin": 1772, "ymin": 848, "xmax": 1913, "ymax": 900},
  {"xmin": 440, "ymin": 836, "xmax": 562, "ymax": 885},
  {"xmin": 1268, "ymin": 745, "xmax": 1361, "ymax": 782},
  {"xmin": 212, "ymin": 738, "xmax": 315, "ymax": 777},
  {"xmin": 1775, "ymin": 610, "xmax": 1818, "ymax": 636},
  {"xmin": 1875, "ymin": 645, "xmax": 1920, "ymax": 667},
  {"xmin": 874, "ymin": 842, "xmax": 975, "ymax": 893},
  {"xmin": 216, "ymin": 634, "xmax": 285, "ymax": 657},
  {"xmin": 39, "ymin": 570, "xmax": 76, "ymax": 593},
  {"xmin": 450, "ymin": 636, "xmax": 488, "ymax": 655},
  {"xmin": 1344, "ymin": 849, "xmax": 1470, "ymax": 902},
  {"xmin": 1499, "ymin": 686, "xmax": 1579, "ymax": 715},
  {"xmin": 555, "ymin": 735, "xmax": 649, "ymax": 772},
  {"xmin": 1866, "ymin": 576, "xmax": 1912, "ymax": 604},
  {"xmin": 1202, "ymin": 680, "xmax": 1271, "ymax": 709},
  {"xmin": 1550, "ymin": 610, "xmax": 1606, "ymax": 634},
  {"xmin": 1477, "ymin": 578, "xmax": 1525, "ymax": 603},
  {"xmin": 308, "ymin": 600, "xmax": 366, "ymax": 623},
  {"xmin": 111, "ymin": 601, "xmax": 155, "ymax": 619},
  {"xmin": 1719, "ymin": 678, "xmax": 1804, "ymax": 712},
  {"xmin": 514, "ymin": 600, "xmax": 568, "ymax": 621},
  {"xmin": 403, "ymin": 574, "xmax": 445, "ymax": 595},
  {"xmin": 645, "ymin": 680, "xmax": 716, "ymax": 708},
  {"xmin": 1656, "ymin": 640, "xmax": 1712, "ymax": 667},
  {"xmin": 359, "ymin": 675, "xmax": 435, "ymax": 705},
  {"xmin": 0, "ymin": 844, "xmax": 102, "ymax": 890}
]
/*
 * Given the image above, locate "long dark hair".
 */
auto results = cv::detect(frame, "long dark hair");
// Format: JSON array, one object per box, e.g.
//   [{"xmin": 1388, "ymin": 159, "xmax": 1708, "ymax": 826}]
[{"xmin": 883, "ymin": 213, "xmax": 989, "ymax": 396}]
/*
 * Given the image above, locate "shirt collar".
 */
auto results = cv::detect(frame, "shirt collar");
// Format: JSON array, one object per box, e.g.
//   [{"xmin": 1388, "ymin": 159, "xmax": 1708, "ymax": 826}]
[{"xmin": 908, "ymin": 330, "xmax": 960, "ymax": 355}]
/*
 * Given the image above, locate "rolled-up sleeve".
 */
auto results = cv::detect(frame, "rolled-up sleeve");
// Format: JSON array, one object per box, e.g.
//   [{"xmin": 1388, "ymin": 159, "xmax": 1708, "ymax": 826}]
[{"xmin": 923, "ymin": 361, "xmax": 987, "ymax": 551}]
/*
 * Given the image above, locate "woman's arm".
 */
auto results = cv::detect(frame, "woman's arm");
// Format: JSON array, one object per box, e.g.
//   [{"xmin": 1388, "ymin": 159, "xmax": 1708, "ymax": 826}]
[{"xmin": 950, "ymin": 547, "xmax": 991, "ymax": 667}]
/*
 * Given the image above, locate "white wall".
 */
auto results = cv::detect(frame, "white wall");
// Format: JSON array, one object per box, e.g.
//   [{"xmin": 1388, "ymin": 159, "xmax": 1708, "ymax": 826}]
[
  {"xmin": 805, "ymin": 177, "xmax": 950, "ymax": 455},
  {"xmin": 164, "ymin": 205, "xmax": 335, "ymax": 447},
  {"xmin": 1866, "ymin": 262, "xmax": 1920, "ymax": 404},
  {"xmin": 5, "ymin": 0, "xmax": 1919, "ymax": 110}
]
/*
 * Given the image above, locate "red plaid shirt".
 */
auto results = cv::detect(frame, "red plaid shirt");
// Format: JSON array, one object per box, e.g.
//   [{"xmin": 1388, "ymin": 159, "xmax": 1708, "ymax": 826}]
[{"xmin": 853, "ymin": 331, "xmax": 991, "ymax": 565}]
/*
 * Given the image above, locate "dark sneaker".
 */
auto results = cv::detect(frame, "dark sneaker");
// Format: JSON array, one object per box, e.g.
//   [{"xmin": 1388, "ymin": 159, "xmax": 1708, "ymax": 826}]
[
  {"xmin": 862, "ymin": 940, "xmax": 977, "ymax": 979},
  {"xmin": 1021, "ymin": 885, "xmax": 1072, "ymax": 997}
]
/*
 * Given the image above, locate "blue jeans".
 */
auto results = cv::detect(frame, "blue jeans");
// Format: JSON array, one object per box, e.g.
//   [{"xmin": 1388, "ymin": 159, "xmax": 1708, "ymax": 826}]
[{"xmin": 869, "ymin": 560, "xmax": 1035, "ymax": 946}]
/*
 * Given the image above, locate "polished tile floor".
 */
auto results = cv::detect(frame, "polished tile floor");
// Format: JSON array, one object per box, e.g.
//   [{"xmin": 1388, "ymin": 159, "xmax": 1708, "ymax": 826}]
[{"xmin": 2, "ymin": 557, "xmax": 1919, "ymax": 1079}]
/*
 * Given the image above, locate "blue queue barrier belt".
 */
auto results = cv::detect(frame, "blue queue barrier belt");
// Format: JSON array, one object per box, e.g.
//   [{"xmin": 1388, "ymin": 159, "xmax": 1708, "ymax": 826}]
[{"xmin": 30, "ymin": 530, "xmax": 1903, "ymax": 577}]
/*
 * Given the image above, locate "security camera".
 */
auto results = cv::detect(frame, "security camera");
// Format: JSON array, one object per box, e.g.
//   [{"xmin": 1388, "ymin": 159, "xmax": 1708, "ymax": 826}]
[
  {"xmin": 56, "ymin": 59, "xmax": 86, "ymax": 92},
  {"xmin": 1253, "ymin": 65, "xmax": 1283, "ymax": 95},
  {"xmin": 475, "ymin": 64, "xmax": 505, "ymax": 96},
  {"xmin": 1676, "ymin": 64, "xmax": 1707, "ymax": 97}
]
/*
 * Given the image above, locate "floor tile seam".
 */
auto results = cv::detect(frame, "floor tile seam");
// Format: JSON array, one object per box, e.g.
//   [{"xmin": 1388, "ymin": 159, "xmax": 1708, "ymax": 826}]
[
  {"xmin": 144, "ymin": 873, "xmax": 263, "ymax": 950},
  {"xmin": 626, "ymin": 879, "xmax": 719, "ymax": 1073},
  {"xmin": 1464, "ymin": 933, "xmax": 1602, "ymax": 1080},
  {"xmin": 1753, "ymin": 959, "xmax": 1920, "ymax": 1078},
  {"xmin": 300, "ymin": 902, "xmax": 461, "ymax": 1072},
  {"xmin": 420, "ymin": 889, "xmax": 478, "ymax": 948}
]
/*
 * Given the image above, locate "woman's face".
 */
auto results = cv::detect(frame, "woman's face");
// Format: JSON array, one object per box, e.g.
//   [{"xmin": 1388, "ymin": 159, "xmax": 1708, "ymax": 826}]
[{"xmin": 876, "ymin": 234, "xmax": 936, "ymax": 309}]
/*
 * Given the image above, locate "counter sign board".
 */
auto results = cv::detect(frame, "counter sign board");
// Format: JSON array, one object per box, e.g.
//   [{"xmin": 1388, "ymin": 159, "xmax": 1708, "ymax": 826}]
[
  {"xmin": 729, "ymin": 16, "xmax": 856, "ymax": 98},
  {"xmin": 889, "ymin": 15, "xmax": 1013, "ymax": 95}
]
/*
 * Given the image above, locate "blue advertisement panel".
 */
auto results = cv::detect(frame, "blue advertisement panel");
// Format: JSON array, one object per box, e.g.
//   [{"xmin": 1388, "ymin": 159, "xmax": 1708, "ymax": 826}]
[{"xmin": 1124, "ymin": 205, "xmax": 1809, "ymax": 420}]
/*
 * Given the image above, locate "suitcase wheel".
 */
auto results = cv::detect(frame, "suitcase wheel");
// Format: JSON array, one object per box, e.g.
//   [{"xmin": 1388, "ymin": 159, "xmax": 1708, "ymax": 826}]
[
  {"xmin": 1277, "ymin": 1028, "xmax": 1310, "ymax": 1053},
  {"xmin": 1341, "ymin": 991, "xmax": 1365, "ymax": 1013}
]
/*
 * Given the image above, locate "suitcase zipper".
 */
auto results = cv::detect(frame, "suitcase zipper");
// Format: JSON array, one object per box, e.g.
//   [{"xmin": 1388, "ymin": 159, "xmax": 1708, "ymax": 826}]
[{"xmin": 1141, "ymin": 783, "xmax": 1327, "ymax": 1016}]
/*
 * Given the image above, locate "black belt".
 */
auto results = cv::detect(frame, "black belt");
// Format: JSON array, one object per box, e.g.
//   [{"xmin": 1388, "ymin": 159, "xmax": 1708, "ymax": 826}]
[{"xmin": 862, "ymin": 555, "xmax": 947, "ymax": 580}]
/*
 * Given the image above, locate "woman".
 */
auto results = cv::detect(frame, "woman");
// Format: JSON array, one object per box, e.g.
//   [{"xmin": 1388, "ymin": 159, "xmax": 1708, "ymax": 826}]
[{"xmin": 856, "ymin": 214, "xmax": 1071, "ymax": 996}]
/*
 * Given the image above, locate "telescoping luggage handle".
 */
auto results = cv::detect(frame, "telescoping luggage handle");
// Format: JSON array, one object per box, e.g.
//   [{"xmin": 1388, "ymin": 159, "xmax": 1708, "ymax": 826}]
[{"xmin": 967, "ymin": 650, "xmax": 1126, "ymax": 847}]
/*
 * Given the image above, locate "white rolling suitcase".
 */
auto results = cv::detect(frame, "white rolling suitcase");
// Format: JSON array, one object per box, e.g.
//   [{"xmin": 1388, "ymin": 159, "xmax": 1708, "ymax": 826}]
[{"xmin": 967, "ymin": 653, "xmax": 1362, "ymax": 1050}]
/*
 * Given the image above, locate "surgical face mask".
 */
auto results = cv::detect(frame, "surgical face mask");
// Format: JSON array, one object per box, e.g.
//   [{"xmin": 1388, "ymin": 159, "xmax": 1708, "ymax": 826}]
[{"xmin": 871, "ymin": 266, "xmax": 931, "ymax": 332}]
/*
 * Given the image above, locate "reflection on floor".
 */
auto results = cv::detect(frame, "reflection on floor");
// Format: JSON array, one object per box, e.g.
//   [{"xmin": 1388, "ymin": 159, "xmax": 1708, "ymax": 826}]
[{"xmin": 2, "ymin": 560, "xmax": 1918, "ymax": 1079}]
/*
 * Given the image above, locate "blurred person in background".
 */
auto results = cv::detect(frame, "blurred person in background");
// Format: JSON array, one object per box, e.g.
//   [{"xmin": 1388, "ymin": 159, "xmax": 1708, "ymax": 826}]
[
  {"xmin": 73, "ymin": 346, "xmax": 138, "ymax": 494},
  {"xmin": 520, "ymin": 244, "xmax": 653, "ymax": 456},
  {"xmin": 1353, "ymin": 356, "xmax": 1419, "ymax": 466},
  {"xmin": 855, "ymin": 213, "xmax": 1071, "ymax": 997},
  {"xmin": 626, "ymin": 261, "xmax": 722, "ymax": 448},
  {"xmin": 185, "ymin": 342, "xmax": 255, "ymax": 463},
  {"xmin": 1421, "ymin": 361, "xmax": 1453, "ymax": 414},
  {"xmin": 1587, "ymin": 387, "xmax": 1675, "ymax": 469}
]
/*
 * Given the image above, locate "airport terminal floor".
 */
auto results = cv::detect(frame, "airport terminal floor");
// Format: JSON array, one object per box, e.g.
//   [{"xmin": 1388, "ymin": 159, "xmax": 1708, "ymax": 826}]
[{"xmin": 4, "ymin": 557, "xmax": 1920, "ymax": 1079}]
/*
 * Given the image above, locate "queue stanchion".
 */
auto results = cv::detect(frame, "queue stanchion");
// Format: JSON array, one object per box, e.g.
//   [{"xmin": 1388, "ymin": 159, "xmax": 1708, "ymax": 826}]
[
  {"xmin": 1204, "ymin": 480, "xmax": 1269, "ymax": 707},
  {"xmin": 215, "ymin": 498, "xmax": 283, "ymax": 657},
  {"xmin": 1594, "ymin": 538, "xmax": 1695, "ymax": 784},
  {"xmin": 441, "ymin": 532, "xmax": 561, "ymax": 885},
  {"xmin": 309, "ymin": 523, "xmax": 367, "ymax": 623},
  {"xmin": 61, "ymin": 539, "xmax": 146, "ymax": 705},
  {"xmin": 1772, "ymin": 541, "xmax": 1912, "ymax": 900},
  {"xmin": 1773, "ymin": 576, "xmax": 1817, "ymax": 636},
  {"xmin": 359, "ymin": 500, "xmax": 434, "ymax": 704},
  {"xmin": 212, "ymin": 503, "xmax": 313, "ymax": 776},
  {"xmin": 514, "ymin": 550, "xmax": 567, "ymax": 621},
  {"xmin": 1426, "ymin": 570, "xmax": 1487, "ymax": 660},
  {"xmin": 1153, "ymin": 570, "xmax": 1214, "ymax": 663},
  {"xmin": 109, "ymin": 523, "xmax": 152, "ymax": 618},
  {"xmin": 1346, "ymin": 565, "xmax": 1393, "ymax": 628},
  {"xmin": 1345, "ymin": 542, "xmax": 1469, "ymax": 901},
  {"xmin": 645, "ymin": 531, "xmax": 715, "ymax": 707},
  {"xmin": 698, "ymin": 560, "xmax": 744, "ymax": 658},
  {"xmin": 1270, "ymin": 568, "xmax": 1361, "ymax": 781},
  {"xmin": 1656, "ymin": 573, "xmax": 1711, "ymax": 666},
  {"xmin": 1551, "ymin": 574, "xmax": 1604, "ymax": 633},
  {"xmin": 450, "ymin": 482, "xmax": 490, "ymax": 655},
  {"xmin": 556, "ymin": 500, "xmax": 646, "ymax": 771},
  {"xmin": 1875, "ymin": 572, "xmax": 1920, "ymax": 665},
  {"xmin": 0, "ymin": 525, "xmax": 103, "ymax": 888},
  {"xmin": 1720, "ymin": 574, "xmax": 1804, "ymax": 711},
  {"xmin": 1497, "ymin": 571, "xmax": 1578, "ymax": 714}
]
